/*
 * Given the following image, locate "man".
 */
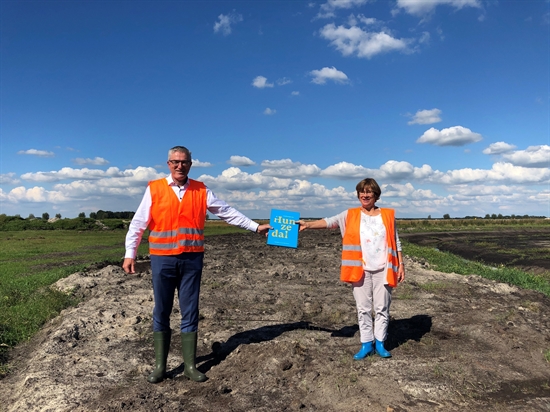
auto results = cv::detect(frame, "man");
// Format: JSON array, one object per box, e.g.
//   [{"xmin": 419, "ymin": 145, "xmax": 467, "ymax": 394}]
[{"xmin": 123, "ymin": 146, "xmax": 270, "ymax": 383}]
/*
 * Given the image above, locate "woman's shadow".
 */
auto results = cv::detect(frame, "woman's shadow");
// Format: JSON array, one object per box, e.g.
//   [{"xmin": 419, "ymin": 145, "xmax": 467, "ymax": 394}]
[{"xmin": 168, "ymin": 314, "xmax": 431, "ymax": 378}]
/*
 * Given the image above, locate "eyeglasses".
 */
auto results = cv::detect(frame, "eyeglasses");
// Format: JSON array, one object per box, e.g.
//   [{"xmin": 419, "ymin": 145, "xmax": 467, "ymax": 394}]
[
  {"xmin": 359, "ymin": 191, "xmax": 376, "ymax": 199},
  {"xmin": 168, "ymin": 160, "xmax": 191, "ymax": 166}
]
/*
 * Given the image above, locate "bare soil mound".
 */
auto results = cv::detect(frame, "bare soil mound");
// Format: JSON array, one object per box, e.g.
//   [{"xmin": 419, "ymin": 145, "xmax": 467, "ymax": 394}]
[{"xmin": 1, "ymin": 230, "xmax": 549, "ymax": 411}]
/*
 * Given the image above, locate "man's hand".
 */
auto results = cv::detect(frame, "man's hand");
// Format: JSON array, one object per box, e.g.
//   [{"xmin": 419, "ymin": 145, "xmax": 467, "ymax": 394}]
[
  {"xmin": 122, "ymin": 258, "xmax": 135, "ymax": 274},
  {"xmin": 256, "ymin": 224, "xmax": 272, "ymax": 236}
]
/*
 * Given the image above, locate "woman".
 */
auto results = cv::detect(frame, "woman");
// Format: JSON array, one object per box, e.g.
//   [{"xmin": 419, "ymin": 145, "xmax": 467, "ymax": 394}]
[{"xmin": 297, "ymin": 178, "xmax": 405, "ymax": 359}]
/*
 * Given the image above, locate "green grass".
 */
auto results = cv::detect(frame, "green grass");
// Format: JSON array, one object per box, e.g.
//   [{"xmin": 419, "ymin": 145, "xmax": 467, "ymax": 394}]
[
  {"xmin": 0, "ymin": 231, "xmax": 141, "ymax": 350},
  {"xmin": 397, "ymin": 217, "xmax": 549, "ymax": 233},
  {"xmin": 401, "ymin": 240, "xmax": 550, "ymax": 297}
]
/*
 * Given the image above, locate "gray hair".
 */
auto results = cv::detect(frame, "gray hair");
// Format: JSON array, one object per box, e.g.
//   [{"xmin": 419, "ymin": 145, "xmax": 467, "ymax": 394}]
[{"xmin": 168, "ymin": 146, "xmax": 192, "ymax": 161}]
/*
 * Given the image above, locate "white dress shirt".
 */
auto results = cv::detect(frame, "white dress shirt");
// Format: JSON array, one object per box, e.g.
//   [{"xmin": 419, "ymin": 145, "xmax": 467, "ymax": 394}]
[{"xmin": 125, "ymin": 175, "xmax": 259, "ymax": 259}]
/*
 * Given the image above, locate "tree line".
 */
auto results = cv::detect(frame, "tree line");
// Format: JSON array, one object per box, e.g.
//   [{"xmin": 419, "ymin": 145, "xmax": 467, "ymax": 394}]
[{"xmin": 0, "ymin": 210, "xmax": 135, "ymax": 231}]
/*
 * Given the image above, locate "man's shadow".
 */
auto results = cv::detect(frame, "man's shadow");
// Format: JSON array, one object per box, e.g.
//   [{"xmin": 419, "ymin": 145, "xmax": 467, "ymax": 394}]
[{"xmin": 168, "ymin": 315, "xmax": 431, "ymax": 378}]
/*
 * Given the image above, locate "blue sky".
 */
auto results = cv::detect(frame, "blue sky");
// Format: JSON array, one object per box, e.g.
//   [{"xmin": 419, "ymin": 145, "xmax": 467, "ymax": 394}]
[{"xmin": 1, "ymin": 0, "xmax": 549, "ymax": 219}]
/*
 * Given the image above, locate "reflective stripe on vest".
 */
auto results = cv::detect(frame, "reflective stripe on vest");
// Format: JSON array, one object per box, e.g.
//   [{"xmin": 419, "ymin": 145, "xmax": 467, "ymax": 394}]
[
  {"xmin": 148, "ymin": 178, "xmax": 207, "ymax": 255},
  {"xmin": 150, "ymin": 228, "xmax": 204, "ymax": 238},
  {"xmin": 340, "ymin": 207, "xmax": 399, "ymax": 286}
]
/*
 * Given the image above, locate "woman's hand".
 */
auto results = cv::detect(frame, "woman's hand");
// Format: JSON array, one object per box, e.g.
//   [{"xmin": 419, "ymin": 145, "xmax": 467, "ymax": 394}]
[
  {"xmin": 296, "ymin": 220, "xmax": 309, "ymax": 232},
  {"xmin": 397, "ymin": 263, "xmax": 406, "ymax": 283},
  {"xmin": 296, "ymin": 219, "xmax": 327, "ymax": 232}
]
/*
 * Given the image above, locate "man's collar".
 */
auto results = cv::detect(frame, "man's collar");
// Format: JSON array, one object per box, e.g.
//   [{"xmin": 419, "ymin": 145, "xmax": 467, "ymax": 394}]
[{"xmin": 167, "ymin": 175, "xmax": 189, "ymax": 187}]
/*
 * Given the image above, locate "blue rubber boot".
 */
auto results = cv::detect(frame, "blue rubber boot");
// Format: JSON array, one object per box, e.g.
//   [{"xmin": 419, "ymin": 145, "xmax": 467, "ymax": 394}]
[
  {"xmin": 353, "ymin": 341, "xmax": 374, "ymax": 360},
  {"xmin": 375, "ymin": 339, "xmax": 391, "ymax": 358}
]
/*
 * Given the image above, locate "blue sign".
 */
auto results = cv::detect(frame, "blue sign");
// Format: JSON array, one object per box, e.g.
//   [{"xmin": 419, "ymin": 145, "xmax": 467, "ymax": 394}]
[{"xmin": 267, "ymin": 209, "xmax": 300, "ymax": 248}]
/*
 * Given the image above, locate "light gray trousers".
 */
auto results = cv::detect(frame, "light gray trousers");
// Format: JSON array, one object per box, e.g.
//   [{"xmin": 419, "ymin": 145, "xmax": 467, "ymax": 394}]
[{"xmin": 352, "ymin": 268, "xmax": 392, "ymax": 343}]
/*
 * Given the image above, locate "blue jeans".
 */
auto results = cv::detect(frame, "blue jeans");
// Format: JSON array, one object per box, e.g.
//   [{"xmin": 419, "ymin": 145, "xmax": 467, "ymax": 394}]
[{"xmin": 150, "ymin": 252, "xmax": 203, "ymax": 333}]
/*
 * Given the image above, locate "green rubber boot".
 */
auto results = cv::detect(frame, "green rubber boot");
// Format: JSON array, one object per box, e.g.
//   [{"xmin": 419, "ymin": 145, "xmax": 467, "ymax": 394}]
[
  {"xmin": 147, "ymin": 330, "xmax": 171, "ymax": 383},
  {"xmin": 181, "ymin": 331, "xmax": 207, "ymax": 382}
]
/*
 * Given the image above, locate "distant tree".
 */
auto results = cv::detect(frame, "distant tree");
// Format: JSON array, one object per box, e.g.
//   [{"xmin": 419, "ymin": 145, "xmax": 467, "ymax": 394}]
[
  {"xmin": 96, "ymin": 210, "xmax": 110, "ymax": 219},
  {"xmin": 484, "ymin": 214, "xmax": 490, "ymax": 219},
  {"xmin": 78, "ymin": 212, "xmax": 86, "ymax": 218},
  {"xmin": 427, "ymin": 215, "xmax": 431, "ymax": 219},
  {"xmin": 42, "ymin": 212, "xmax": 50, "ymax": 220},
  {"xmin": 28, "ymin": 213, "xmax": 35, "ymax": 219},
  {"xmin": 443, "ymin": 213, "xmax": 450, "ymax": 219},
  {"xmin": 55, "ymin": 213, "xmax": 62, "ymax": 219},
  {"xmin": 90, "ymin": 212, "xmax": 97, "ymax": 219},
  {"xmin": 491, "ymin": 214, "xmax": 497, "ymax": 219},
  {"xmin": 497, "ymin": 213, "xmax": 503, "ymax": 219}
]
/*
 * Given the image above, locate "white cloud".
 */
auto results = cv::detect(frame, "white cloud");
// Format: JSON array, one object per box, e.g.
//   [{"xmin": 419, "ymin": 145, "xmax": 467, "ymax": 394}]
[
  {"xmin": 0, "ymin": 172, "xmax": 20, "ymax": 185},
  {"xmin": 72, "ymin": 157, "xmax": 109, "ymax": 166},
  {"xmin": 20, "ymin": 166, "xmax": 160, "ymax": 183},
  {"xmin": 451, "ymin": 184, "xmax": 522, "ymax": 197},
  {"xmin": 197, "ymin": 167, "xmax": 291, "ymax": 191},
  {"xmin": 228, "ymin": 156, "xmax": 256, "ymax": 167},
  {"xmin": 321, "ymin": 0, "xmax": 370, "ymax": 13},
  {"xmin": 408, "ymin": 108, "xmax": 442, "ymax": 125},
  {"xmin": 261, "ymin": 159, "xmax": 322, "ymax": 178},
  {"xmin": 394, "ymin": 0, "xmax": 482, "ymax": 16},
  {"xmin": 348, "ymin": 14, "xmax": 379, "ymax": 26},
  {"xmin": 4, "ymin": 186, "xmax": 68, "ymax": 203},
  {"xmin": 309, "ymin": 66, "xmax": 349, "ymax": 84},
  {"xmin": 482, "ymin": 141, "xmax": 517, "ymax": 155},
  {"xmin": 277, "ymin": 77, "xmax": 292, "ymax": 85},
  {"xmin": 264, "ymin": 108, "xmax": 276, "ymax": 115},
  {"xmin": 411, "ymin": 164, "xmax": 435, "ymax": 180},
  {"xmin": 435, "ymin": 162, "xmax": 550, "ymax": 185},
  {"xmin": 379, "ymin": 160, "xmax": 415, "ymax": 179},
  {"xmin": 320, "ymin": 161, "xmax": 374, "ymax": 179},
  {"xmin": 501, "ymin": 145, "xmax": 550, "ymax": 168},
  {"xmin": 382, "ymin": 182, "xmax": 439, "ymax": 200},
  {"xmin": 213, "ymin": 12, "xmax": 243, "ymax": 36},
  {"xmin": 320, "ymin": 24, "xmax": 410, "ymax": 59},
  {"xmin": 291, "ymin": 91, "xmax": 300, "ymax": 96},
  {"xmin": 191, "ymin": 159, "xmax": 213, "ymax": 167},
  {"xmin": 416, "ymin": 126, "xmax": 483, "ymax": 146},
  {"xmin": 418, "ymin": 31, "xmax": 431, "ymax": 44},
  {"xmin": 17, "ymin": 149, "xmax": 54, "ymax": 157},
  {"xmin": 252, "ymin": 76, "xmax": 274, "ymax": 88}
]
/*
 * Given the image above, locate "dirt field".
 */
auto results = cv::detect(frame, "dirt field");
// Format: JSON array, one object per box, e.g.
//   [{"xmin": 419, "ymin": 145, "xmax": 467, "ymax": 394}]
[{"xmin": 1, "ymin": 230, "xmax": 549, "ymax": 411}]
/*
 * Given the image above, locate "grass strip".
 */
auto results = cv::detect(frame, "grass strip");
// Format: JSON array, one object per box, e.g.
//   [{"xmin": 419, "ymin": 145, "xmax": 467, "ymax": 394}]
[{"xmin": 402, "ymin": 239, "xmax": 550, "ymax": 297}]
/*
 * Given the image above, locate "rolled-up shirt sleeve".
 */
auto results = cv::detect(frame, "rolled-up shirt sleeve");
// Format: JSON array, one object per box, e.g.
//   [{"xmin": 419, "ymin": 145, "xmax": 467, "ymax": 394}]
[
  {"xmin": 324, "ymin": 210, "xmax": 348, "ymax": 237},
  {"xmin": 395, "ymin": 228, "xmax": 402, "ymax": 252}
]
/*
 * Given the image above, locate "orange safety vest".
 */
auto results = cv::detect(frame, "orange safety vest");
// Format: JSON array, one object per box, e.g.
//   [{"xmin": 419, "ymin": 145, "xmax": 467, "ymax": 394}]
[
  {"xmin": 147, "ymin": 178, "xmax": 207, "ymax": 255},
  {"xmin": 340, "ymin": 207, "xmax": 399, "ymax": 286}
]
